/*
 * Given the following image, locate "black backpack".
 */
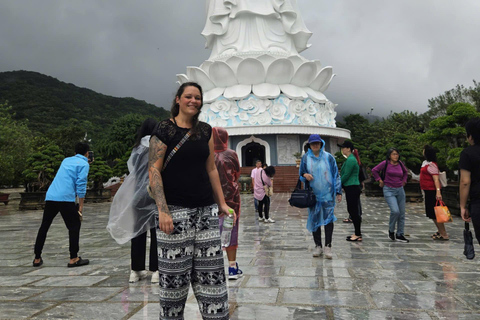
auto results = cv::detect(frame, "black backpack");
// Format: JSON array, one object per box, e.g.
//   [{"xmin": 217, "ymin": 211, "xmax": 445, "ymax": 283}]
[{"xmin": 358, "ymin": 164, "xmax": 368, "ymax": 183}]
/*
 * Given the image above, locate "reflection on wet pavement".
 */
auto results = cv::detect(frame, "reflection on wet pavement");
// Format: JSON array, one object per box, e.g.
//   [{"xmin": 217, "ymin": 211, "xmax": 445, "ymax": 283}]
[{"xmin": 1, "ymin": 193, "xmax": 480, "ymax": 319}]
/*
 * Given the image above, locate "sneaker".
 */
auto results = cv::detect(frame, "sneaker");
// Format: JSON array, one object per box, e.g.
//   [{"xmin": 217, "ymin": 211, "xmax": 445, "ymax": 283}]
[
  {"xmin": 151, "ymin": 271, "xmax": 159, "ymax": 284},
  {"xmin": 228, "ymin": 263, "xmax": 243, "ymax": 280},
  {"xmin": 129, "ymin": 270, "xmax": 148, "ymax": 283},
  {"xmin": 324, "ymin": 246, "xmax": 332, "ymax": 259},
  {"xmin": 312, "ymin": 246, "xmax": 323, "ymax": 257},
  {"xmin": 395, "ymin": 235, "xmax": 410, "ymax": 243},
  {"xmin": 258, "ymin": 216, "xmax": 264, "ymax": 222},
  {"xmin": 388, "ymin": 231, "xmax": 395, "ymax": 241},
  {"xmin": 264, "ymin": 218, "xmax": 275, "ymax": 223}
]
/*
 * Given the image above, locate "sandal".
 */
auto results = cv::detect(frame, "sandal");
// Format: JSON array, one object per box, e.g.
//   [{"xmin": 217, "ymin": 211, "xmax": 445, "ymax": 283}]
[
  {"xmin": 346, "ymin": 236, "xmax": 362, "ymax": 242},
  {"xmin": 343, "ymin": 218, "xmax": 353, "ymax": 223},
  {"xmin": 432, "ymin": 234, "xmax": 449, "ymax": 241},
  {"xmin": 431, "ymin": 232, "xmax": 440, "ymax": 239},
  {"xmin": 67, "ymin": 257, "xmax": 90, "ymax": 268}
]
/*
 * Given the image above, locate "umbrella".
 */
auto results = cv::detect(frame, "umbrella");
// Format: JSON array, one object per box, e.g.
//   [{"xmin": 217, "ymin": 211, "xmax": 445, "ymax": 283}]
[{"xmin": 464, "ymin": 222, "xmax": 475, "ymax": 260}]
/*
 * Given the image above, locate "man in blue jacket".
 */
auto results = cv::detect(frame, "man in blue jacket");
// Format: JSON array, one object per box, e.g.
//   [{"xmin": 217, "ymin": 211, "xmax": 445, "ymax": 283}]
[{"xmin": 33, "ymin": 142, "xmax": 91, "ymax": 268}]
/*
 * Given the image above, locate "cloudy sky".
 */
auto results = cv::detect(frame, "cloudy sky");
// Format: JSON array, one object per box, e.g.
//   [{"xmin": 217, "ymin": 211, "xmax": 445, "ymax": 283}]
[{"xmin": 1, "ymin": 0, "xmax": 479, "ymax": 117}]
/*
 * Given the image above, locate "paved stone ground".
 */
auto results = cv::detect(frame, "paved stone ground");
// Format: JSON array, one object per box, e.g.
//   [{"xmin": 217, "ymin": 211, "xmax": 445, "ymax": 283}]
[{"xmin": 1, "ymin": 192, "xmax": 480, "ymax": 319}]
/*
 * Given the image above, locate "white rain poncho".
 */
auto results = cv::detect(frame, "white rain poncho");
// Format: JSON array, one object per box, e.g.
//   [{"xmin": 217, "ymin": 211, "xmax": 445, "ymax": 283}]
[{"xmin": 106, "ymin": 136, "xmax": 157, "ymax": 244}]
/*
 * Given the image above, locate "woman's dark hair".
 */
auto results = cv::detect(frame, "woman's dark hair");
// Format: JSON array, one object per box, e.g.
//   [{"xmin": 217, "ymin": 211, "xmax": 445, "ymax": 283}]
[
  {"xmin": 304, "ymin": 143, "xmax": 310, "ymax": 153},
  {"xmin": 386, "ymin": 147, "xmax": 400, "ymax": 161},
  {"xmin": 134, "ymin": 118, "xmax": 158, "ymax": 148},
  {"xmin": 171, "ymin": 82, "xmax": 203, "ymax": 136},
  {"xmin": 423, "ymin": 145, "xmax": 437, "ymax": 162},
  {"xmin": 264, "ymin": 166, "xmax": 276, "ymax": 177},
  {"xmin": 465, "ymin": 117, "xmax": 480, "ymax": 145}
]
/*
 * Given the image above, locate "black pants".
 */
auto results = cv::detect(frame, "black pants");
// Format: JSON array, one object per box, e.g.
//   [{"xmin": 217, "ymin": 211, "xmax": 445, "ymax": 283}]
[
  {"xmin": 345, "ymin": 185, "xmax": 362, "ymax": 236},
  {"xmin": 258, "ymin": 196, "xmax": 270, "ymax": 219},
  {"xmin": 313, "ymin": 222, "xmax": 334, "ymax": 247},
  {"xmin": 131, "ymin": 228, "xmax": 158, "ymax": 271},
  {"xmin": 470, "ymin": 202, "xmax": 480, "ymax": 245},
  {"xmin": 34, "ymin": 201, "xmax": 81, "ymax": 259}
]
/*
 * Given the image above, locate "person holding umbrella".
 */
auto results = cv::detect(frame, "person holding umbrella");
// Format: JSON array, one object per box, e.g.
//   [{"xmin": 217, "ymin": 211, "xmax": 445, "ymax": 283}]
[{"xmin": 460, "ymin": 118, "xmax": 480, "ymax": 256}]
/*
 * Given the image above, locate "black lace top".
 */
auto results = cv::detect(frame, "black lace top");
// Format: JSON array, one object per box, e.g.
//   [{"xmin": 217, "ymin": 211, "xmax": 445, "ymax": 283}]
[{"xmin": 153, "ymin": 119, "xmax": 214, "ymax": 208}]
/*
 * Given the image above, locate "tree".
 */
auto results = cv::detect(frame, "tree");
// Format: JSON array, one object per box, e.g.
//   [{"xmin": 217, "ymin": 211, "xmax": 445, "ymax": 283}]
[
  {"xmin": 88, "ymin": 158, "xmax": 113, "ymax": 189},
  {"xmin": 22, "ymin": 144, "xmax": 65, "ymax": 191},
  {"xmin": 0, "ymin": 101, "xmax": 33, "ymax": 186},
  {"xmin": 96, "ymin": 113, "xmax": 156, "ymax": 162},
  {"xmin": 422, "ymin": 102, "xmax": 480, "ymax": 173}
]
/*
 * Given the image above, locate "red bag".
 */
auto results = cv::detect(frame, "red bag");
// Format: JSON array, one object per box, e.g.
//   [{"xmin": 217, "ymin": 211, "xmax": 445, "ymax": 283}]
[{"xmin": 434, "ymin": 200, "xmax": 452, "ymax": 223}]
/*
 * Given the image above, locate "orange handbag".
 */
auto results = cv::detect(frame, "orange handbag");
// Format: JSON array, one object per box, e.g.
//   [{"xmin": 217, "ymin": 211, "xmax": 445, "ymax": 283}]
[{"xmin": 434, "ymin": 200, "xmax": 452, "ymax": 223}]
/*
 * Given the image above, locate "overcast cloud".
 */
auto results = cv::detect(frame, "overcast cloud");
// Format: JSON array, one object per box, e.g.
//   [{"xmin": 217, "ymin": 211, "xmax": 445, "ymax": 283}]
[{"xmin": 1, "ymin": 0, "xmax": 479, "ymax": 117}]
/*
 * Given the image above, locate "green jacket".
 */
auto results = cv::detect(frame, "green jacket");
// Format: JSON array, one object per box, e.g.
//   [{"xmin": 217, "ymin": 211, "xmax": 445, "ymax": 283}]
[{"xmin": 340, "ymin": 154, "xmax": 360, "ymax": 186}]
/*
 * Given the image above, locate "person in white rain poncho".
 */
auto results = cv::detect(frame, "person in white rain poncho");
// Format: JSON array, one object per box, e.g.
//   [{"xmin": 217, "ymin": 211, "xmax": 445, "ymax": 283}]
[
  {"xmin": 107, "ymin": 118, "xmax": 159, "ymax": 284},
  {"xmin": 299, "ymin": 134, "xmax": 342, "ymax": 259}
]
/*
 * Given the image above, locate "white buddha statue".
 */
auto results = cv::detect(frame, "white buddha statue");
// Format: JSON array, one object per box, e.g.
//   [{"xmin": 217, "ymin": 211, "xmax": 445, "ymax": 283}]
[{"xmin": 202, "ymin": 0, "xmax": 312, "ymax": 60}]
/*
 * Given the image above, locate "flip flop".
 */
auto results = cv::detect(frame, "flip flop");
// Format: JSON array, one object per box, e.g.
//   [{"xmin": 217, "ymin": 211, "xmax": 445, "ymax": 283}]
[
  {"xmin": 33, "ymin": 258, "xmax": 43, "ymax": 267},
  {"xmin": 433, "ymin": 235, "xmax": 449, "ymax": 241},
  {"xmin": 346, "ymin": 236, "xmax": 362, "ymax": 242},
  {"xmin": 343, "ymin": 218, "xmax": 353, "ymax": 223},
  {"xmin": 67, "ymin": 257, "xmax": 90, "ymax": 268}
]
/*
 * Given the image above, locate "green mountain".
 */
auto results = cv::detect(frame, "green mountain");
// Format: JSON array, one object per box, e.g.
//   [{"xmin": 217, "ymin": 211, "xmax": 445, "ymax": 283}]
[{"xmin": 0, "ymin": 70, "xmax": 170, "ymax": 137}]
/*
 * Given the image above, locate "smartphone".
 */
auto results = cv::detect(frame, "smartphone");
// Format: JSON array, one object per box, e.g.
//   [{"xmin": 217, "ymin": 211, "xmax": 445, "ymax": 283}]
[{"xmin": 88, "ymin": 151, "xmax": 94, "ymax": 162}]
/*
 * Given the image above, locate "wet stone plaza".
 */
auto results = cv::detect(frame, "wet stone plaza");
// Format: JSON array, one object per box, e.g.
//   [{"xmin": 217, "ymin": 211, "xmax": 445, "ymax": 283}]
[{"xmin": 1, "ymin": 193, "xmax": 480, "ymax": 319}]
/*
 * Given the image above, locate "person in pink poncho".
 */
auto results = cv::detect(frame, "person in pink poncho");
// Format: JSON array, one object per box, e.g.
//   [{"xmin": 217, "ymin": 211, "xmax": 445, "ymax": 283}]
[{"xmin": 212, "ymin": 127, "xmax": 243, "ymax": 280}]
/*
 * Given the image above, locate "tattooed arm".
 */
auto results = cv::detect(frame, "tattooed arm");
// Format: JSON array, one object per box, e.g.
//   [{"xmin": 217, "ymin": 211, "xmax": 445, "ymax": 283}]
[
  {"xmin": 206, "ymin": 136, "xmax": 236, "ymax": 223},
  {"xmin": 148, "ymin": 136, "xmax": 173, "ymax": 234}
]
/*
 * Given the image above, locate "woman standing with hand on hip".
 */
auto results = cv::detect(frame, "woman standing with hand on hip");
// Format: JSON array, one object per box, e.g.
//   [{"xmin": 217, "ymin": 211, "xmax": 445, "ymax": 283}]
[
  {"xmin": 149, "ymin": 82, "xmax": 234, "ymax": 320},
  {"xmin": 372, "ymin": 148, "xmax": 409, "ymax": 243}
]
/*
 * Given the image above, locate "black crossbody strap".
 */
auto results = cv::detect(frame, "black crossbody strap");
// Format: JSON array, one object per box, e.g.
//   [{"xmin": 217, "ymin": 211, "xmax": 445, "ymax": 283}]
[{"xmin": 162, "ymin": 130, "xmax": 192, "ymax": 171}]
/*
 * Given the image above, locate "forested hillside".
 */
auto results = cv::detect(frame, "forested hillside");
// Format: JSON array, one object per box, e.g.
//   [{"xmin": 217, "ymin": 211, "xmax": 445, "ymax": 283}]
[{"xmin": 0, "ymin": 70, "xmax": 170, "ymax": 137}]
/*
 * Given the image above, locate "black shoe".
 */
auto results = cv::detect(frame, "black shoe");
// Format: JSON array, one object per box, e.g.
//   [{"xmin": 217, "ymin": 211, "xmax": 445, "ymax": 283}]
[
  {"xmin": 395, "ymin": 235, "xmax": 409, "ymax": 243},
  {"xmin": 67, "ymin": 257, "xmax": 90, "ymax": 268},
  {"xmin": 388, "ymin": 231, "xmax": 395, "ymax": 241},
  {"xmin": 33, "ymin": 258, "xmax": 43, "ymax": 267}
]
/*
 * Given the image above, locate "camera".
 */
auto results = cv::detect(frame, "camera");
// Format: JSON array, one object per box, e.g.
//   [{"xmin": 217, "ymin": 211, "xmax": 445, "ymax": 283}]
[{"xmin": 88, "ymin": 151, "xmax": 94, "ymax": 162}]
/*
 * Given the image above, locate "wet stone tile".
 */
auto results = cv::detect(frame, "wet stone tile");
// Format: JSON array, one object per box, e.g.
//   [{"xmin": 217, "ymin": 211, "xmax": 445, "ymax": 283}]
[
  {"xmin": 284, "ymin": 267, "xmax": 351, "ymax": 278},
  {"xmin": 24, "ymin": 266, "xmax": 100, "ymax": 276},
  {"xmin": 332, "ymin": 308, "xmax": 432, "ymax": 320},
  {"xmin": 0, "ymin": 275, "xmax": 45, "ymax": 286},
  {"xmin": 27, "ymin": 287, "xmax": 122, "ymax": 302},
  {"xmin": 227, "ymin": 288, "xmax": 279, "ymax": 304},
  {"xmin": 32, "ymin": 302, "xmax": 142, "ymax": 319},
  {"xmin": 231, "ymin": 305, "xmax": 327, "ymax": 320},
  {"xmin": 31, "ymin": 276, "xmax": 108, "ymax": 287},
  {"xmin": 245, "ymin": 276, "xmax": 319, "ymax": 289},
  {"xmin": 108, "ymin": 286, "xmax": 160, "ymax": 302},
  {"xmin": 0, "ymin": 287, "xmax": 48, "ymax": 301},
  {"xmin": 401, "ymin": 279, "xmax": 480, "ymax": 295},
  {"xmin": 282, "ymin": 289, "xmax": 369, "ymax": 307},
  {"xmin": 0, "ymin": 302, "xmax": 54, "ymax": 319},
  {"xmin": 350, "ymin": 268, "xmax": 427, "ymax": 281},
  {"xmin": 370, "ymin": 292, "xmax": 470, "ymax": 311},
  {"xmin": 434, "ymin": 312, "xmax": 480, "ymax": 320}
]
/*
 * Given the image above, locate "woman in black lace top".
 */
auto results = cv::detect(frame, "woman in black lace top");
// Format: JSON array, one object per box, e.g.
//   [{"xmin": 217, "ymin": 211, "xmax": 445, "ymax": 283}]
[{"xmin": 148, "ymin": 82, "xmax": 234, "ymax": 320}]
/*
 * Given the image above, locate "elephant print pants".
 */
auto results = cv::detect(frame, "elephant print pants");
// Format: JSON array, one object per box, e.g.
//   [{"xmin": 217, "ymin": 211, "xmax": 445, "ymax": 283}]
[{"xmin": 156, "ymin": 204, "xmax": 229, "ymax": 320}]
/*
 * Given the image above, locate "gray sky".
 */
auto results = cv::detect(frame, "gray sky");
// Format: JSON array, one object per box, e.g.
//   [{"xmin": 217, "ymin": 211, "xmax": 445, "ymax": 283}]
[{"xmin": 1, "ymin": 0, "xmax": 479, "ymax": 117}]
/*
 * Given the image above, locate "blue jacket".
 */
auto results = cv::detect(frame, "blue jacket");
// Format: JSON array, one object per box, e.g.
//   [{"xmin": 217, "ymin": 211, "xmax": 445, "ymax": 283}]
[{"xmin": 45, "ymin": 154, "xmax": 90, "ymax": 202}]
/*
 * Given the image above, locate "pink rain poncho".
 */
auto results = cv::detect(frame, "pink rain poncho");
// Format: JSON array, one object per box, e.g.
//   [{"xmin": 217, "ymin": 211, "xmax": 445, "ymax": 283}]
[{"xmin": 212, "ymin": 127, "xmax": 241, "ymax": 250}]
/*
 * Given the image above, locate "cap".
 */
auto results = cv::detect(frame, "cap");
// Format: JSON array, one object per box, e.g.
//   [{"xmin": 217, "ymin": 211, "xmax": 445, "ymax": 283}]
[
  {"xmin": 337, "ymin": 140, "xmax": 354, "ymax": 150},
  {"xmin": 308, "ymin": 134, "xmax": 322, "ymax": 143}
]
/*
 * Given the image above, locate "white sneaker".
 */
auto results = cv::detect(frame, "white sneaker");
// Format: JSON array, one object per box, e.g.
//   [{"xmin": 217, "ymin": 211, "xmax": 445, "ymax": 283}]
[
  {"xmin": 151, "ymin": 271, "xmax": 159, "ymax": 284},
  {"xmin": 258, "ymin": 217, "xmax": 264, "ymax": 222},
  {"xmin": 324, "ymin": 247, "xmax": 332, "ymax": 259},
  {"xmin": 312, "ymin": 246, "xmax": 323, "ymax": 257},
  {"xmin": 129, "ymin": 270, "xmax": 148, "ymax": 283},
  {"xmin": 264, "ymin": 218, "xmax": 275, "ymax": 223}
]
